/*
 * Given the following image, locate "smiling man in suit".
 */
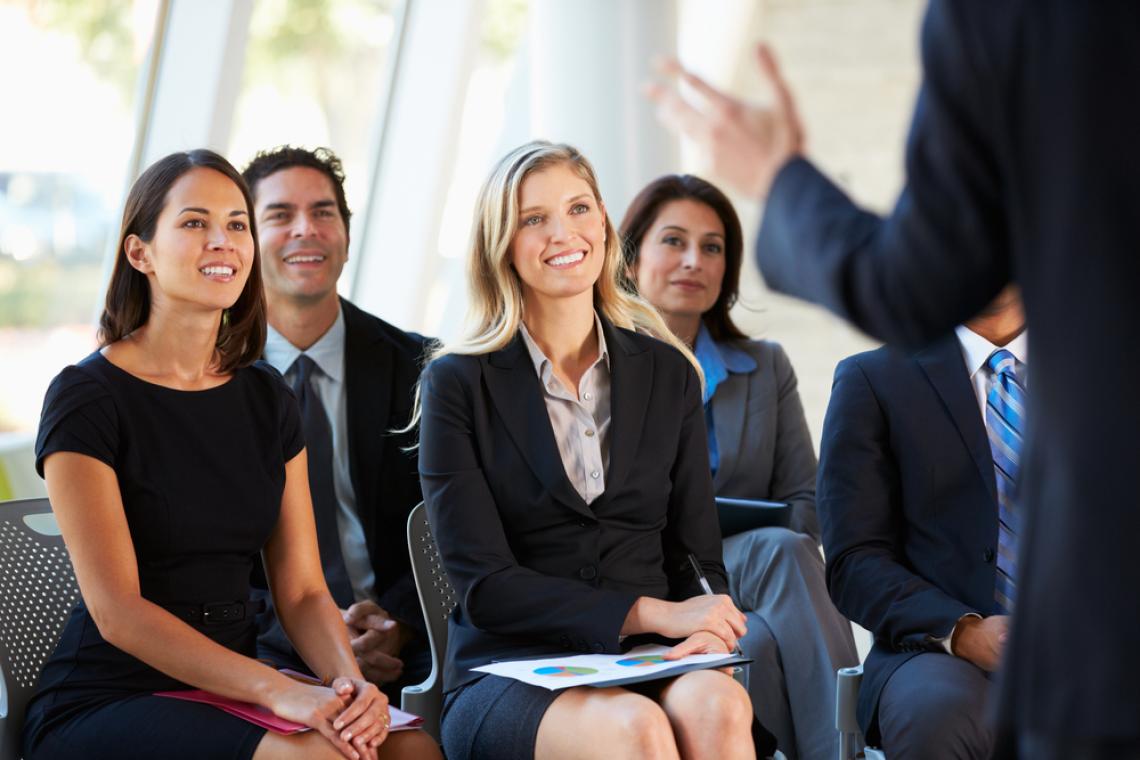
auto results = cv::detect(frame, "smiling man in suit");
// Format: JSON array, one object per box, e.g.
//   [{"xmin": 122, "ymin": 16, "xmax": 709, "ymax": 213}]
[
  {"xmin": 817, "ymin": 287, "xmax": 1026, "ymax": 759},
  {"xmin": 242, "ymin": 146, "xmax": 430, "ymax": 696}
]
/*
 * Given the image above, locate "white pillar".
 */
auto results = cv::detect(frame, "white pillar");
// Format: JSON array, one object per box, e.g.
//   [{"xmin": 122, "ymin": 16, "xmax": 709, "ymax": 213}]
[
  {"xmin": 138, "ymin": 0, "xmax": 252, "ymax": 167},
  {"xmin": 349, "ymin": 0, "xmax": 486, "ymax": 328},
  {"xmin": 528, "ymin": 0, "xmax": 678, "ymax": 218},
  {"xmin": 98, "ymin": 0, "xmax": 253, "ymax": 316}
]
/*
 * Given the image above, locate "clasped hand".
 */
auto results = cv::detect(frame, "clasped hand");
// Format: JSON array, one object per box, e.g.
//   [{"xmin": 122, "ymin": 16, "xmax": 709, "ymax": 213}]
[
  {"xmin": 269, "ymin": 676, "xmax": 390, "ymax": 760},
  {"xmin": 953, "ymin": 614, "xmax": 1009, "ymax": 672},
  {"xmin": 343, "ymin": 601, "xmax": 406, "ymax": 684}
]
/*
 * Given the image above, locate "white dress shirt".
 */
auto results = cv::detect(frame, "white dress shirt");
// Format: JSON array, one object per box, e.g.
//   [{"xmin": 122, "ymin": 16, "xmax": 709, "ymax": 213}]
[
  {"xmin": 954, "ymin": 325, "xmax": 1029, "ymax": 416},
  {"xmin": 519, "ymin": 314, "xmax": 612, "ymax": 505},
  {"xmin": 265, "ymin": 308, "xmax": 376, "ymax": 604}
]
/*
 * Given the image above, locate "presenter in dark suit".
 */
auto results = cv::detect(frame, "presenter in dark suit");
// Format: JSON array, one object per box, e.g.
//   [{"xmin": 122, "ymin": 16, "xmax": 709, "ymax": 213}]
[
  {"xmin": 818, "ymin": 289, "xmax": 1026, "ymax": 758},
  {"xmin": 417, "ymin": 141, "xmax": 759, "ymax": 760},
  {"xmin": 242, "ymin": 147, "xmax": 432, "ymax": 698},
  {"xmin": 621, "ymin": 174, "xmax": 858, "ymax": 759},
  {"xmin": 648, "ymin": 3, "xmax": 1140, "ymax": 755}
]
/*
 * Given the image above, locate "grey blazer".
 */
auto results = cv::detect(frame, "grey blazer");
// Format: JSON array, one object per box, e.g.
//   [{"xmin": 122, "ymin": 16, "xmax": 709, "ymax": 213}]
[{"xmin": 709, "ymin": 339, "xmax": 820, "ymax": 542}]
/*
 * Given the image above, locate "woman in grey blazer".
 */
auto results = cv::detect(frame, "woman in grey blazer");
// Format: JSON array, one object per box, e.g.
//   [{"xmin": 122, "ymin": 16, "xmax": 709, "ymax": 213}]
[{"xmin": 621, "ymin": 175, "xmax": 858, "ymax": 760}]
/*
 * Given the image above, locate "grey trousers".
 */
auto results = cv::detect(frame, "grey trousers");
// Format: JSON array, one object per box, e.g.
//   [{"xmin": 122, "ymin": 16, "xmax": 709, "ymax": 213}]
[
  {"xmin": 877, "ymin": 652, "xmax": 993, "ymax": 760},
  {"xmin": 723, "ymin": 527, "xmax": 860, "ymax": 760}
]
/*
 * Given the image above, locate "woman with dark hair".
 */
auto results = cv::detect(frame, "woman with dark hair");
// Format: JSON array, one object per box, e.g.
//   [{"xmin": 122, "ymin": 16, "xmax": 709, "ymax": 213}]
[
  {"xmin": 23, "ymin": 150, "xmax": 438, "ymax": 760},
  {"xmin": 621, "ymin": 174, "xmax": 859, "ymax": 760}
]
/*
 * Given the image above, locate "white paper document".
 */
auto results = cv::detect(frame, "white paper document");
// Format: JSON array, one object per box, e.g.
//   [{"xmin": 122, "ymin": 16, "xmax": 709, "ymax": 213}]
[{"xmin": 471, "ymin": 644, "xmax": 748, "ymax": 691}]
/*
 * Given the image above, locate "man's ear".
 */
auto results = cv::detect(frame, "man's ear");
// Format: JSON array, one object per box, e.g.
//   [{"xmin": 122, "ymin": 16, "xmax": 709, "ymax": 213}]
[{"xmin": 124, "ymin": 235, "xmax": 153, "ymax": 273}]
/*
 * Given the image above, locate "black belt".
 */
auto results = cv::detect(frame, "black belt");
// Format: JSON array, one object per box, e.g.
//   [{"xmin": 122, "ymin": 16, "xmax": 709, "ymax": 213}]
[{"xmin": 164, "ymin": 599, "xmax": 265, "ymax": 625}]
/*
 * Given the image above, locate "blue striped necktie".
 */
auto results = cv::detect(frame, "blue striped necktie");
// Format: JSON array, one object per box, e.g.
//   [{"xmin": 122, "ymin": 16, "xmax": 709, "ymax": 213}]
[{"xmin": 986, "ymin": 348, "xmax": 1026, "ymax": 614}]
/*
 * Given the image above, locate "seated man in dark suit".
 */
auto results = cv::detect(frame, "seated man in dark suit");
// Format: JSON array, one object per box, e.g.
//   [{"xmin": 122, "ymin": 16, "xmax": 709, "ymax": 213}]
[
  {"xmin": 817, "ymin": 287, "xmax": 1026, "ymax": 759},
  {"xmin": 242, "ymin": 146, "xmax": 431, "ymax": 697}
]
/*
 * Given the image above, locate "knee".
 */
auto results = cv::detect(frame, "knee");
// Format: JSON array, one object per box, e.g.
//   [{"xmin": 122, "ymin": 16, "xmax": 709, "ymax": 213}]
[
  {"xmin": 763, "ymin": 526, "xmax": 819, "ymax": 565},
  {"xmin": 670, "ymin": 672, "xmax": 753, "ymax": 737},
  {"xmin": 727, "ymin": 527, "xmax": 820, "ymax": 584},
  {"xmin": 704, "ymin": 678, "xmax": 753, "ymax": 733},
  {"xmin": 607, "ymin": 696, "xmax": 675, "ymax": 757},
  {"xmin": 379, "ymin": 729, "xmax": 443, "ymax": 760},
  {"xmin": 880, "ymin": 680, "xmax": 991, "ymax": 758}
]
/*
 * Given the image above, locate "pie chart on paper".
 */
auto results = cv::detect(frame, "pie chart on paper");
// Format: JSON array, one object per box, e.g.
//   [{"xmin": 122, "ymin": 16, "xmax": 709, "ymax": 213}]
[
  {"xmin": 533, "ymin": 666, "xmax": 599, "ymax": 677},
  {"xmin": 616, "ymin": 655, "xmax": 667, "ymax": 667}
]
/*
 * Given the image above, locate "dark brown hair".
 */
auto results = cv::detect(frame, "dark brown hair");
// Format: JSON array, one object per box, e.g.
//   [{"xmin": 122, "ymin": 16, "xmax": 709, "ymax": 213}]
[
  {"xmin": 619, "ymin": 174, "xmax": 747, "ymax": 342},
  {"xmin": 241, "ymin": 145, "xmax": 352, "ymax": 242},
  {"xmin": 99, "ymin": 149, "xmax": 266, "ymax": 373}
]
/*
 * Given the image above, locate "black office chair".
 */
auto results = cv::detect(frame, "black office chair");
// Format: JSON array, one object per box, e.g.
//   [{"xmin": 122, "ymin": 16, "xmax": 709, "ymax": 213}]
[
  {"xmin": 400, "ymin": 502, "xmax": 456, "ymax": 743},
  {"xmin": 0, "ymin": 497, "xmax": 80, "ymax": 760}
]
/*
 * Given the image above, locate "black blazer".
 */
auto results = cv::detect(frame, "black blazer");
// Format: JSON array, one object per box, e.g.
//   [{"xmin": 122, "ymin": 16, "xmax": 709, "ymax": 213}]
[
  {"xmin": 818, "ymin": 337, "xmax": 998, "ymax": 733},
  {"xmin": 339, "ymin": 298, "xmax": 430, "ymax": 628},
  {"xmin": 755, "ymin": 0, "xmax": 1140, "ymax": 739},
  {"xmin": 256, "ymin": 298, "xmax": 429, "ymax": 664},
  {"xmin": 418, "ymin": 318, "xmax": 728, "ymax": 692}
]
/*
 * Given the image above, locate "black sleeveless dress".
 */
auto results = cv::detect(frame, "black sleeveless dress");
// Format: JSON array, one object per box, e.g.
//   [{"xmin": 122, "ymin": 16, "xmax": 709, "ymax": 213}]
[{"xmin": 22, "ymin": 352, "xmax": 304, "ymax": 760}]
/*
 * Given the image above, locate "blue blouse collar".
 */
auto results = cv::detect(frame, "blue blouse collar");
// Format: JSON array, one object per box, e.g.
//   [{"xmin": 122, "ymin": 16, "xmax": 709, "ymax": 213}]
[{"xmin": 693, "ymin": 322, "xmax": 757, "ymax": 403}]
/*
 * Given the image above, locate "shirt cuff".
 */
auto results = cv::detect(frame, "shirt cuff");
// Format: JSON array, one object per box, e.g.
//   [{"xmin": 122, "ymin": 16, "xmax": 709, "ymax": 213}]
[{"xmin": 940, "ymin": 612, "xmax": 984, "ymax": 655}]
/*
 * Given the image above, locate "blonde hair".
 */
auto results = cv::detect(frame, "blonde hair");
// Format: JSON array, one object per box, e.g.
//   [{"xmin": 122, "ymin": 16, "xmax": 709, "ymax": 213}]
[{"xmin": 408, "ymin": 141, "xmax": 701, "ymax": 429}]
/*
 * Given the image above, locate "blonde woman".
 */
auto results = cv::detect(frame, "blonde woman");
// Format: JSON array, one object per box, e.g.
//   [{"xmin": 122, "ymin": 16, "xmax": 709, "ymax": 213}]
[{"xmin": 416, "ymin": 141, "xmax": 766, "ymax": 759}]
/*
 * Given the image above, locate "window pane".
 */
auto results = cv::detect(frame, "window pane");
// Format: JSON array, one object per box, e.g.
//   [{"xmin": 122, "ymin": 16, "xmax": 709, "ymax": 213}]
[
  {"xmin": 227, "ymin": 0, "xmax": 402, "ymax": 247},
  {"xmin": 423, "ymin": 0, "xmax": 529, "ymax": 339},
  {"xmin": 0, "ymin": 0, "xmax": 160, "ymax": 435}
]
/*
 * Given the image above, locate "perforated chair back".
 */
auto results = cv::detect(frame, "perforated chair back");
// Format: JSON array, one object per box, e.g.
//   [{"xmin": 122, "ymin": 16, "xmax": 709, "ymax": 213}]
[
  {"xmin": 0, "ymin": 498, "xmax": 79, "ymax": 760},
  {"xmin": 400, "ymin": 503, "xmax": 457, "ymax": 742}
]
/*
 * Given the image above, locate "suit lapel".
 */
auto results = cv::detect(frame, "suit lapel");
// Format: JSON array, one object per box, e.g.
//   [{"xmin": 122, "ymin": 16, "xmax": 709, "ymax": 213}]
[
  {"xmin": 601, "ymin": 319, "xmax": 653, "ymax": 502},
  {"xmin": 484, "ymin": 335, "xmax": 592, "ymax": 517},
  {"xmin": 710, "ymin": 373, "xmax": 747, "ymax": 491},
  {"xmin": 915, "ymin": 336, "xmax": 998, "ymax": 504},
  {"xmin": 342, "ymin": 299, "xmax": 393, "ymax": 539}
]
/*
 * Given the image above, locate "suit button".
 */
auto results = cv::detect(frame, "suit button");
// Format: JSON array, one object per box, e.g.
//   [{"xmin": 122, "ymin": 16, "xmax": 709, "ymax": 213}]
[
  {"xmin": 577, "ymin": 519, "xmax": 590, "ymax": 528},
  {"xmin": 983, "ymin": 548, "xmax": 995, "ymax": 563},
  {"xmin": 579, "ymin": 566, "xmax": 597, "ymax": 580}
]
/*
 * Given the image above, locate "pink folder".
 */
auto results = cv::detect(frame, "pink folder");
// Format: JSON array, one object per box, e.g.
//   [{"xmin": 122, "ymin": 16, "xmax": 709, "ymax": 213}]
[{"xmin": 155, "ymin": 689, "xmax": 424, "ymax": 735}]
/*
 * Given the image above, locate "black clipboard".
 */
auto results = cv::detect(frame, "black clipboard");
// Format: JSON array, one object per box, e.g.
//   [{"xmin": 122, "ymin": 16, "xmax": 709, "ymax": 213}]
[{"xmin": 715, "ymin": 497, "xmax": 791, "ymax": 538}]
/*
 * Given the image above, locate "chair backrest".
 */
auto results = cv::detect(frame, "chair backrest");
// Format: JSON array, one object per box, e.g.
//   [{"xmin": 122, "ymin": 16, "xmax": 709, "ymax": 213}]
[
  {"xmin": 0, "ymin": 497, "xmax": 79, "ymax": 760},
  {"xmin": 400, "ymin": 502, "xmax": 457, "ymax": 742}
]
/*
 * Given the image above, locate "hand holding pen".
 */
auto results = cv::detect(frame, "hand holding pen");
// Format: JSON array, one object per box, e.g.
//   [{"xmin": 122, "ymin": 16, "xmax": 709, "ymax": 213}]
[
  {"xmin": 685, "ymin": 553, "xmax": 746, "ymax": 657},
  {"xmin": 660, "ymin": 554, "xmax": 748, "ymax": 662}
]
